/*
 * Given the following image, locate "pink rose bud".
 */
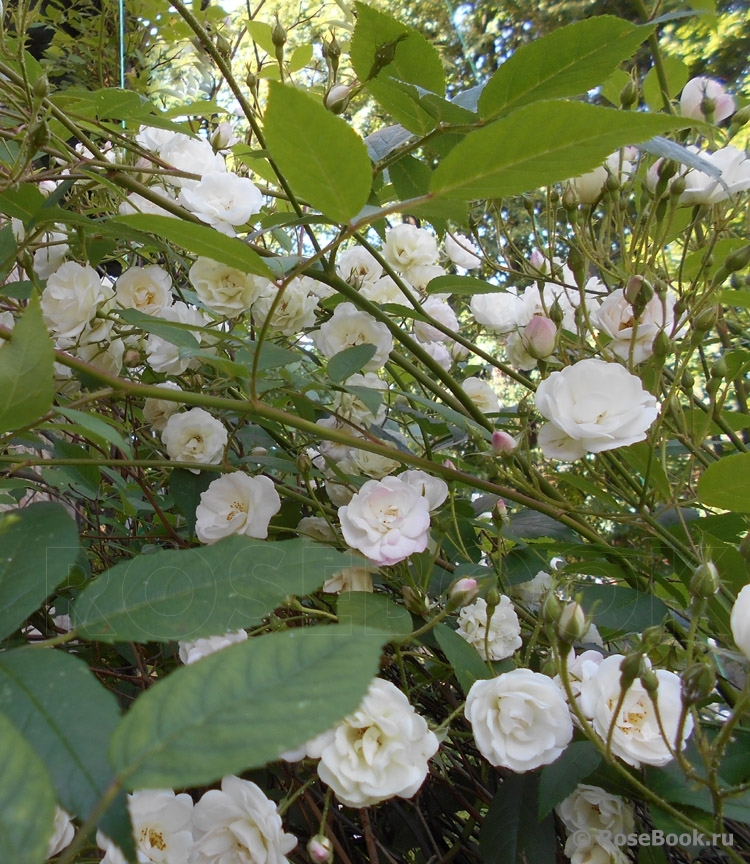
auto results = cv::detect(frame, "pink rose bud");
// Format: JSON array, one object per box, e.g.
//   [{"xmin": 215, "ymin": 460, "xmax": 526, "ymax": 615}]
[
  {"xmin": 448, "ymin": 577, "xmax": 480, "ymax": 609},
  {"xmin": 522, "ymin": 316, "xmax": 557, "ymax": 359},
  {"xmin": 529, "ymin": 250, "xmax": 547, "ymax": 271},
  {"xmin": 307, "ymin": 835, "xmax": 334, "ymax": 864},
  {"xmin": 491, "ymin": 430, "xmax": 517, "ymax": 456},
  {"xmin": 443, "ymin": 459, "xmax": 457, "ymax": 471}
]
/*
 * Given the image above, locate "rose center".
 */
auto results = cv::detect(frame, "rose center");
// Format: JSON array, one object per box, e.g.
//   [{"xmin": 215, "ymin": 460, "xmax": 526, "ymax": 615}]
[{"xmin": 140, "ymin": 827, "xmax": 167, "ymax": 851}]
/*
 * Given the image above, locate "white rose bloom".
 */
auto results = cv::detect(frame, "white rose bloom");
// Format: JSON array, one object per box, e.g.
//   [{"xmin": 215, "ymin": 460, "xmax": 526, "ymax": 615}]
[
  {"xmin": 398, "ymin": 469, "xmax": 448, "ymax": 511},
  {"xmin": 32, "ymin": 229, "xmax": 69, "ymax": 279},
  {"xmin": 465, "ymin": 669, "xmax": 573, "ymax": 771},
  {"xmin": 554, "ymin": 648, "xmax": 605, "ymax": 720},
  {"xmin": 179, "ymin": 171, "xmax": 263, "ymax": 236},
  {"xmin": 456, "ymin": 596, "xmax": 522, "ymax": 661},
  {"xmin": 445, "ymin": 233, "xmax": 482, "ymax": 269},
  {"xmin": 195, "ymin": 473, "xmax": 281, "ymax": 543},
  {"xmin": 505, "ymin": 332, "xmax": 538, "ymax": 372},
  {"xmin": 312, "ymin": 678, "xmax": 439, "ymax": 807},
  {"xmin": 315, "ymin": 303, "xmax": 393, "ymax": 371},
  {"xmin": 333, "ymin": 372, "xmax": 388, "ymax": 426},
  {"xmin": 115, "ymin": 265, "xmax": 172, "ymax": 316},
  {"xmin": 143, "ymin": 382, "xmax": 183, "ymax": 432},
  {"xmin": 360, "ymin": 274, "xmax": 407, "ymax": 304},
  {"xmin": 325, "ymin": 478, "xmax": 356, "ymax": 507},
  {"xmin": 178, "ymin": 629, "xmax": 248, "ymax": 664},
  {"xmin": 418, "ymin": 339, "xmax": 453, "ymax": 371},
  {"xmin": 680, "ymin": 76, "xmax": 736, "ymax": 122},
  {"xmin": 161, "ymin": 408, "xmax": 227, "ymax": 472},
  {"xmin": 470, "ymin": 289, "xmax": 530, "ymax": 335},
  {"xmin": 189, "ymin": 257, "xmax": 265, "ymax": 316},
  {"xmin": 336, "ymin": 247, "xmax": 383, "ymax": 288},
  {"xmin": 297, "ymin": 516, "xmax": 337, "ymax": 542},
  {"xmin": 402, "ymin": 263, "xmax": 446, "ymax": 291},
  {"xmin": 119, "ymin": 187, "xmax": 179, "ymax": 219},
  {"xmin": 463, "ymin": 377, "xmax": 500, "ymax": 414},
  {"xmin": 579, "ymin": 654, "xmax": 694, "ymax": 767},
  {"xmin": 592, "ymin": 288, "xmax": 683, "ymax": 364},
  {"xmin": 253, "ymin": 278, "xmax": 319, "ymax": 336},
  {"xmin": 339, "ymin": 475, "xmax": 432, "ymax": 566},
  {"xmin": 512, "ymin": 570, "xmax": 552, "ymax": 605},
  {"xmin": 322, "ymin": 565, "xmax": 375, "ymax": 593},
  {"xmin": 414, "ymin": 297, "xmax": 458, "ymax": 343},
  {"xmin": 568, "ymin": 151, "xmax": 635, "ymax": 205},
  {"xmin": 159, "ymin": 133, "xmax": 226, "ymax": 187},
  {"xmin": 304, "ymin": 276, "xmax": 336, "ymax": 299},
  {"xmin": 136, "ymin": 125, "xmax": 176, "ymax": 154},
  {"xmin": 730, "ymin": 584, "xmax": 750, "ymax": 660},
  {"xmin": 679, "ymin": 145, "xmax": 750, "ymax": 206},
  {"xmin": 190, "ymin": 776, "xmax": 297, "ymax": 864},
  {"xmin": 535, "ymin": 358, "xmax": 660, "ymax": 460},
  {"xmin": 352, "ymin": 449, "xmax": 400, "ymax": 479},
  {"xmin": 557, "ymin": 785, "xmax": 634, "ymax": 864},
  {"xmin": 384, "ymin": 224, "xmax": 439, "ymax": 272},
  {"xmin": 97, "ymin": 789, "xmax": 194, "ymax": 864},
  {"xmin": 41, "ymin": 261, "xmax": 113, "ymax": 343},
  {"xmin": 145, "ymin": 301, "xmax": 209, "ymax": 375},
  {"xmin": 46, "ymin": 807, "xmax": 75, "ymax": 859},
  {"xmin": 76, "ymin": 335, "xmax": 125, "ymax": 377}
]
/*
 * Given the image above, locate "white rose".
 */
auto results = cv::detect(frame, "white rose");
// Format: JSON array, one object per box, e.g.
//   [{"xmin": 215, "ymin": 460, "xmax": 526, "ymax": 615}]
[
  {"xmin": 418, "ymin": 339, "xmax": 453, "ymax": 371},
  {"xmin": 106, "ymin": 789, "xmax": 194, "ymax": 864},
  {"xmin": 41, "ymin": 261, "xmax": 113, "ymax": 343},
  {"xmin": 679, "ymin": 146, "xmax": 750, "ymax": 206},
  {"xmin": 160, "ymin": 133, "xmax": 226, "ymax": 187},
  {"xmin": 470, "ymin": 289, "xmax": 530, "ymax": 335},
  {"xmin": 462, "ymin": 377, "xmax": 500, "ymax": 414},
  {"xmin": 352, "ymin": 449, "xmax": 400, "ymax": 479},
  {"xmin": 398, "ymin": 469, "xmax": 448, "ymax": 510},
  {"xmin": 76, "ymin": 335, "xmax": 125, "ymax": 377},
  {"xmin": 143, "ymin": 382, "xmax": 183, "ymax": 432},
  {"xmin": 557, "ymin": 784, "xmax": 634, "ymax": 864},
  {"xmin": 179, "ymin": 171, "xmax": 263, "ymax": 236},
  {"xmin": 579, "ymin": 654, "xmax": 694, "ymax": 767},
  {"xmin": 253, "ymin": 278, "xmax": 319, "ymax": 336},
  {"xmin": 195, "ymin": 472, "xmax": 281, "ymax": 543},
  {"xmin": 46, "ymin": 807, "xmax": 75, "ymax": 859},
  {"xmin": 32, "ymin": 229, "xmax": 69, "ymax": 279},
  {"xmin": 116, "ymin": 265, "xmax": 172, "ymax": 315},
  {"xmin": 361, "ymin": 275, "xmax": 407, "ymax": 304},
  {"xmin": 178, "ymin": 629, "xmax": 248, "ymax": 664},
  {"xmin": 119, "ymin": 187, "xmax": 179, "ymax": 219},
  {"xmin": 161, "ymin": 408, "xmax": 227, "ymax": 472},
  {"xmin": 592, "ymin": 288, "xmax": 683, "ymax": 364},
  {"xmin": 313, "ymin": 678, "xmax": 439, "ymax": 807},
  {"xmin": 190, "ymin": 776, "xmax": 297, "ymax": 864},
  {"xmin": 333, "ymin": 372, "xmax": 388, "ymax": 426},
  {"xmin": 145, "ymin": 301, "xmax": 209, "ymax": 375},
  {"xmin": 297, "ymin": 516, "xmax": 337, "ymax": 542},
  {"xmin": 465, "ymin": 669, "xmax": 573, "ymax": 771},
  {"xmin": 339, "ymin": 475, "xmax": 432, "ymax": 566},
  {"xmin": 512, "ymin": 569, "xmax": 552, "ymax": 605},
  {"xmin": 189, "ymin": 257, "xmax": 265, "ymax": 316},
  {"xmin": 414, "ymin": 297, "xmax": 458, "ymax": 343},
  {"xmin": 322, "ymin": 565, "xmax": 375, "ymax": 593},
  {"xmin": 383, "ymin": 224, "xmax": 439, "ymax": 271},
  {"xmin": 445, "ymin": 233, "xmax": 482, "ymax": 269},
  {"xmin": 680, "ymin": 76, "xmax": 735, "ymax": 122},
  {"xmin": 568, "ymin": 151, "xmax": 635, "ymax": 205},
  {"xmin": 314, "ymin": 302, "xmax": 393, "ymax": 370},
  {"xmin": 336, "ymin": 247, "xmax": 383, "ymax": 288},
  {"xmin": 456, "ymin": 596, "xmax": 522, "ymax": 661},
  {"xmin": 402, "ymin": 263, "xmax": 446, "ymax": 291},
  {"xmin": 535, "ymin": 358, "xmax": 660, "ymax": 460},
  {"xmin": 730, "ymin": 583, "xmax": 750, "ymax": 659},
  {"xmin": 136, "ymin": 125, "xmax": 176, "ymax": 154}
]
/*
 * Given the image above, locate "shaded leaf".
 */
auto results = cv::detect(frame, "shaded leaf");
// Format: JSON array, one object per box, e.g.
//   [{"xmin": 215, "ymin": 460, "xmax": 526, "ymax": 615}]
[
  {"xmin": 697, "ymin": 453, "xmax": 750, "ymax": 512},
  {"xmin": 327, "ymin": 344, "xmax": 377, "ymax": 383},
  {"xmin": 337, "ymin": 591, "xmax": 413, "ymax": 641},
  {"xmin": 538, "ymin": 741, "xmax": 602, "ymax": 818},
  {"xmin": 434, "ymin": 623, "xmax": 490, "ymax": 694}
]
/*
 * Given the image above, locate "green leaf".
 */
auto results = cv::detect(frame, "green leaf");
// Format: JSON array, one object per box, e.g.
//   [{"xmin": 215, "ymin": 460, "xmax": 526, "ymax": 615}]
[
  {"xmin": 289, "ymin": 44, "xmax": 314, "ymax": 72},
  {"xmin": 367, "ymin": 78, "xmax": 437, "ymax": 135},
  {"xmin": 434, "ymin": 623, "xmax": 490, "ymax": 694},
  {"xmin": 112, "ymin": 215, "xmax": 274, "ymax": 278},
  {"xmin": 426, "ymin": 275, "xmax": 500, "ymax": 295},
  {"xmin": 538, "ymin": 741, "xmax": 602, "ymax": 818},
  {"xmin": 698, "ymin": 453, "xmax": 750, "ymax": 512},
  {"xmin": 116, "ymin": 308, "xmax": 200, "ymax": 349},
  {"xmin": 73, "ymin": 536, "xmax": 353, "ymax": 642},
  {"xmin": 337, "ymin": 591, "xmax": 413, "ymax": 641},
  {"xmin": 643, "ymin": 55, "xmax": 689, "ymax": 111},
  {"xmin": 0, "ymin": 184, "xmax": 45, "ymax": 222},
  {"xmin": 263, "ymin": 83, "xmax": 372, "ymax": 224},
  {"xmin": 247, "ymin": 21, "xmax": 275, "ymax": 54},
  {"xmin": 578, "ymin": 583, "xmax": 669, "ymax": 635},
  {"xmin": 479, "ymin": 773, "xmax": 556, "ymax": 864},
  {"xmin": 0, "ymin": 711, "xmax": 56, "ymax": 864},
  {"xmin": 619, "ymin": 442, "xmax": 671, "ymax": 501},
  {"xmin": 327, "ymin": 344, "xmax": 377, "ymax": 383},
  {"xmin": 350, "ymin": 2, "xmax": 444, "ymax": 93},
  {"xmin": 56, "ymin": 407, "xmax": 133, "ymax": 456},
  {"xmin": 0, "ymin": 502, "xmax": 80, "ymax": 640},
  {"xmin": 478, "ymin": 17, "xmax": 654, "ymax": 120},
  {"xmin": 169, "ymin": 469, "xmax": 213, "ymax": 537},
  {"xmin": 430, "ymin": 101, "xmax": 686, "ymax": 201},
  {"xmin": 0, "ymin": 294, "xmax": 54, "ymax": 434},
  {"xmin": 110, "ymin": 625, "xmax": 383, "ymax": 789},
  {"xmin": 0, "ymin": 647, "xmax": 131, "ymax": 855}
]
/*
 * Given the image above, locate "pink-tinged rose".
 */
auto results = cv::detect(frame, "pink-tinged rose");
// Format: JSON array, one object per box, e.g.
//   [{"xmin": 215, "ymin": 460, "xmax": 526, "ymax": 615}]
[
  {"xmin": 522, "ymin": 315, "xmax": 557, "ymax": 359},
  {"xmin": 680, "ymin": 76, "xmax": 736, "ymax": 122},
  {"xmin": 491, "ymin": 430, "xmax": 517, "ymax": 456}
]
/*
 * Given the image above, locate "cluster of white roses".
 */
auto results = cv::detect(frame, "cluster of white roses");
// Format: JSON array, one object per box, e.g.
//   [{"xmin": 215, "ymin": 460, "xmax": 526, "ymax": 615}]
[{"xmin": 556, "ymin": 784, "xmax": 635, "ymax": 864}]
